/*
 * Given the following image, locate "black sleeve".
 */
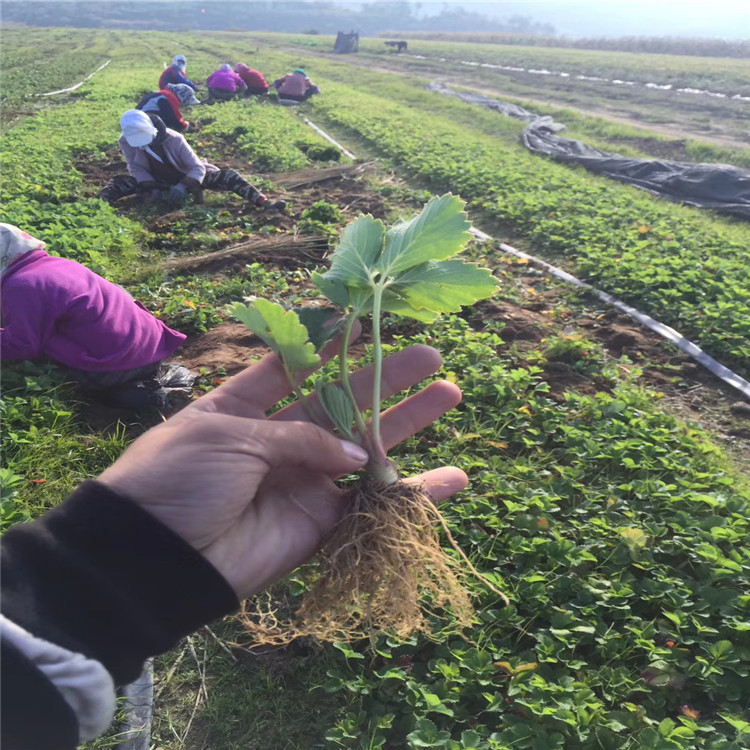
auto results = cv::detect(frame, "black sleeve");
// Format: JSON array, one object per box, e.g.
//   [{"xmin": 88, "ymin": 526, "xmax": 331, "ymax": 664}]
[
  {"xmin": 1, "ymin": 639, "xmax": 79, "ymax": 750},
  {"xmin": 156, "ymin": 97, "xmax": 182, "ymax": 131},
  {"xmin": 1, "ymin": 481, "xmax": 239, "ymax": 748}
]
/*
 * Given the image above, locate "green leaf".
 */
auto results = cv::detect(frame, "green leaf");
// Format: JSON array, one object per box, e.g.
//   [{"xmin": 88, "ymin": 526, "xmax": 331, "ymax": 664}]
[
  {"xmin": 658, "ymin": 718, "xmax": 676, "ymax": 737},
  {"xmin": 316, "ymin": 382, "xmax": 355, "ymax": 441},
  {"xmin": 383, "ymin": 259, "xmax": 498, "ymax": 319},
  {"xmin": 378, "ymin": 194, "xmax": 472, "ymax": 276},
  {"xmin": 231, "ymin": 300, "xmax": 319, "ymax": 378},
  {"xmin": 313, "ymin": 215, "xmax": 385, "ymax": 311},
  {"xmin": 296, "ymin": 307, "xmax": 341, "ymax": 352},
  {"xmin": 311, "ymin": 271, "xmax": 350, "ymax": 310},
  {"xmin": 326, "ymin": 214, "xmax": 385, "ymax": 287},
  {"xmin": 721, "ymin": 714, "xmax": 750, "ymax": 733}
]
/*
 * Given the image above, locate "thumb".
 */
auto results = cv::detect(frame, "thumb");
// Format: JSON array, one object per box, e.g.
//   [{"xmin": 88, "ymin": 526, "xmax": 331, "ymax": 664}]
[{"xmin": 239, "ymin": 419, "xmax": 369, "ymax": 477}]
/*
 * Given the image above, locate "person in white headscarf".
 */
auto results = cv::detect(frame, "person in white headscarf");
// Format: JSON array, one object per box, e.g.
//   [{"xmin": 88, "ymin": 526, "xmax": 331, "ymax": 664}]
[
  {"xmin": 0, "ymin": 222, "xmax": 43, "ymax": 276},
  {"xmin": 158, "ymin": 53, "xmax": 198, "ymax": 91},
  {"xmin": 98, "ymin": 110, "xmax": 285, "ymax": 211}
]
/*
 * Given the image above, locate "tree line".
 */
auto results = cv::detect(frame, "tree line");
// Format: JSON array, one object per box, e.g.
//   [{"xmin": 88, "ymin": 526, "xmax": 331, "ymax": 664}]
[{"xmin": 0, "ymin": 1, "xmax": 555, "ymax": 36}]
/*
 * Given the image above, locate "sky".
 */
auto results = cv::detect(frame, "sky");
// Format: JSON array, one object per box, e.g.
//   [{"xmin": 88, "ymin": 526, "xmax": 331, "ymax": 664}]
[{"xmin": 412, "ymin": 1, "xmax": 750, "ymax": 38}]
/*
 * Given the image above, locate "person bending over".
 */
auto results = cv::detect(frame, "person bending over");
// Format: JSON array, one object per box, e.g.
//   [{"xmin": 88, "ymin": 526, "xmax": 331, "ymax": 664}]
[
  {"xmin": 98, "ymin": 110, "xmax": 285, "ymax": 210},
  {"xmin": 234, "ymin": 63, "xmax": 270, "ymax": 97},
  {"xmin": 274, "ymin": 68, "xmax": 320, "ymax": 102},
  {"xmin": 158, "ymin": 54, "xmax": 198, "ymax": 91},
  {"xmin": 136, "ymin": 83, "xmax": 199, "ymax": 133},
  {"xmin": 0, "ymin": 223, "xmax": 186, "ymax": 409},
  {"xmin": 206, "ymin": 63, "xmax": 247, "ymax": 101},
  {"xmin": 1, "ymin": 334, "xmax": 468, "ymax": 749}
]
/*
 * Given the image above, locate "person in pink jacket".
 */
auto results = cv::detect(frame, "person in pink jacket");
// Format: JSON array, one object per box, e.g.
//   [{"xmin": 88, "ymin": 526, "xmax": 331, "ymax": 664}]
[
  {"xmin": 0, "ymin": 223, "xmax": 188, "ymax": 408},
  {"xmin": 274, "ymin": 68, "xmax": 320, "ymax": 102},
  {"xmin": 206, "ymin": 63, "xmax": 247, "ymax": 101},
  {"xmin": 98, "ymin": 110, "xmax": 285, "ymax": 210}
]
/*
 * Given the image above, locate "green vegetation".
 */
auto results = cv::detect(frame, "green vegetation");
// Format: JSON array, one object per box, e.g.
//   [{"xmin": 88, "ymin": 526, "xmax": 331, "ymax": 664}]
[
  {"xmin": 356, "ymin": 37, "xmax": 750, "ymax": 96},
  {"xmin": 2, "ymin": 28, "xmax": 749, "ymax": 750},
  {"xmin": 383, "ymin": 32, "xmax": 750, "ymax": 59},
  {"xmin": 308, "ymin": 80, "xmax": 750, "ymax": 375}
]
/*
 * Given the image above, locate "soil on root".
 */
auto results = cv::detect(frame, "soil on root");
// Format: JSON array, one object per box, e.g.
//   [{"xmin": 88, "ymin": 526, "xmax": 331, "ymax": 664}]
[{"xmin": 240, "ymin": 478, "xmax": 487, "ymax": 645}]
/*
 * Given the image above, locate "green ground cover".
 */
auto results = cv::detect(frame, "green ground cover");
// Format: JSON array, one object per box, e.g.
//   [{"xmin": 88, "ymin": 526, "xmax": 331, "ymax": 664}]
[
  {"xmin": 352, "ymin": 38, "xmax": 750, "ymax": 96},
  {"xmin": 2, "ymin": 28, "xmax": 750, "ymax": 750},
  {"xmin": 306, "ymin": 80, "xmax": 750, "ymax": 376},
  {"xmin": 266, "ymin": 32, "xmax": 750, "ymax": 150}
]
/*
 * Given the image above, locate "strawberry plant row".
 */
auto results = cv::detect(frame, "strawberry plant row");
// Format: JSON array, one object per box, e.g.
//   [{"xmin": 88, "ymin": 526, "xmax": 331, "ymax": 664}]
[{"xmin": 309, "ymin": 81, "xmax": 750, "ymax": 375}]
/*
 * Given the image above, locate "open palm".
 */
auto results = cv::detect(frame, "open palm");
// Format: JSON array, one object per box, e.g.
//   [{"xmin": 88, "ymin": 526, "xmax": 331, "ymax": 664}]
[{"xmin": 99, "ymin": 341, "xmax": 468, "ymax": 599}]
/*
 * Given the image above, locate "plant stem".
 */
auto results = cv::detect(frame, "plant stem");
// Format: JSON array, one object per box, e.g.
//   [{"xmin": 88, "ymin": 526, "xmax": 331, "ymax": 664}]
[
  {"xmin": 339, "ymin": 312, "xmax": 370, "ymax": 448},
  {"xmin": 369, "ymin": 283, "xmax": 389, "ymax": 467}
]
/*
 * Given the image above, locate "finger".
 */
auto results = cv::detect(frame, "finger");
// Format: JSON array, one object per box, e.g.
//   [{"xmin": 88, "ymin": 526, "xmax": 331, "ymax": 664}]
[
  {"xmin": 273, "ymin": 344, "xmax": 443, "ymax": 424},
  {"xmin": 402, "ymin": 466, "xmax": 469, "ymax": 502},
  {"xmin": 236, "ymin": 418, "xmax": 370, "ymax": 476},
  {"xmin": 190, "ymin": 319, "xmax": 361, "ymax": 419},
  {"xmin": 379, "ymin": 380, "xmax": 462, "ymax": 451}
]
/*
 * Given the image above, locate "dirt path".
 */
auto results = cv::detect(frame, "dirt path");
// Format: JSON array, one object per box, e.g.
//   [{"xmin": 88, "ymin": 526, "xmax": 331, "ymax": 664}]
[{"xmin": 292, "ymin": 47, "xmax": 749, "ymax": 152}]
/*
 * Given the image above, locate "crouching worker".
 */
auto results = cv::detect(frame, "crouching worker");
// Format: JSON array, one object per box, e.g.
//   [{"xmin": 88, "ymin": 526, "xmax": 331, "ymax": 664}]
[
  {"xmin": 136, "ymin": 83, "xmax": 199, "ymax": 133},
  {"xmin": 274, "ymin": 68, "xmax": 320, "ymax": 102},
  {"xmin": 98, "ymin": 110, "xmax": 285, "ymax": 210},
  {"xmin": 158, "ymin": 54, "xmax": 198, "ymax": 91},
  {"xmin": 234, "ymin": 63, "xmax": 270, "ymax": 97},
  {"xmin": 206, "ymin": 63, "xmax": 247, "ymax": 101},
  {"xmin": 0, "ymin": 223, "xmax": 191, "ymax": 410}
]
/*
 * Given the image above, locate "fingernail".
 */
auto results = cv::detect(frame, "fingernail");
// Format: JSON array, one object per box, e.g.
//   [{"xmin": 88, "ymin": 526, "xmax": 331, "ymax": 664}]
[{"xmin": 341, "ymin": 441, "xmax": 369, "ymax": 464}]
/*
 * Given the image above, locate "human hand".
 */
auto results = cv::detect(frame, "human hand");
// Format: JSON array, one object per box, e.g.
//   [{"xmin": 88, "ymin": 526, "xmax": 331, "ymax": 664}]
[
  {"xmin": 167, "ymin": 183, "xmax": 187, "ymax": 207},
  {"xmin": 98, "ymin": 338, "xmax": 467, "ymax": 599}
]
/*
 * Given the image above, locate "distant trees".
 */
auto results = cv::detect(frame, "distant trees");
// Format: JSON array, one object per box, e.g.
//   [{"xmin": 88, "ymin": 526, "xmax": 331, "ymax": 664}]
[{"xmin": 0, "ymin": 1, "xmax": 555, "ymax": 36}]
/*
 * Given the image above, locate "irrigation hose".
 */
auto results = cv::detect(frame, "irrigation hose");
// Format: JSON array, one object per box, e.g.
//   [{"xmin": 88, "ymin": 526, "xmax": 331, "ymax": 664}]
[
  {"xmin": 37, "ymin": 59, "xmax": 111, "ymax": 97},
  {"xmin": 298, "ymin": 120, "xmax": 750, "ymax": 401}
]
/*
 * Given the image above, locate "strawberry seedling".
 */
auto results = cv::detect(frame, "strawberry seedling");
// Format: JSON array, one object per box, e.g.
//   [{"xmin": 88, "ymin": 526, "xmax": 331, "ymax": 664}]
[{"xmin": 233, "ymin": 194, "xmax": 506, "ymax": 642}]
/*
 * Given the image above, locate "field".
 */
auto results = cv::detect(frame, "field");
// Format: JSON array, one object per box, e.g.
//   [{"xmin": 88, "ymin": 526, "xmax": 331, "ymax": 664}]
[{"xmin": 1, "ymin": 27, "xmax": 750, "ymax": 750}]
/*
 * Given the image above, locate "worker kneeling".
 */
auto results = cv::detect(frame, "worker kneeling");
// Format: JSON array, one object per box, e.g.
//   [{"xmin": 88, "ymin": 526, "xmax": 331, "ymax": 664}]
[
  {"xmin": 98, "ymin": 110, "xmax": 285, "ymax": 210},
  {"xmin": 0, "ymin": 224, "xmax": 192, "ymax": 410}
]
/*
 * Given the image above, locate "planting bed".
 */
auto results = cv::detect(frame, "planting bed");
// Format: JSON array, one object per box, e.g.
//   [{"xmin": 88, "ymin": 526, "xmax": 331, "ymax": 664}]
[{"xmin": 1, "ymin": 29, "xmax": 749, "ymax": 750}]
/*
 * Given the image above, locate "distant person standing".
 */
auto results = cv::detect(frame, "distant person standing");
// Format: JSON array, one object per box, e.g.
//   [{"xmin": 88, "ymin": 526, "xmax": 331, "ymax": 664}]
[
  {"xmin": 206, "ymin": 64, "xmax": 247, "ymax": 101},
  {"xmin": 158, "ymin": 54, "xmax": 198, "ymax": 91},
  {"xmin": 136, "ymin": 83, "xmax": 199, "ymax": 133},
  {"xmin": 234, "ymin": 63, "xmax": 270, "ymax": 97},
  {"xmin": 274, "ymin": 68, "xmax": 320, "ymax": 102}
]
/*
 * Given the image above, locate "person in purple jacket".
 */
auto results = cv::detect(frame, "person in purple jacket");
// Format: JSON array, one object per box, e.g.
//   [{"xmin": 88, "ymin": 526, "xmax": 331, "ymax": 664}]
[
  {"xmin": 158, "ymin": 54, "xmax": 198, "ymax": 91},
  {"xmin": 0, "ymin": 223, "xmax": 187, "ymax": 408},
  {"xmin": 206, "ymin": 63, "xmax": 247, "ymax": 101},
  {"xmin": 98, "ymin": 110, "xmax": 285, "ymax": 210}
]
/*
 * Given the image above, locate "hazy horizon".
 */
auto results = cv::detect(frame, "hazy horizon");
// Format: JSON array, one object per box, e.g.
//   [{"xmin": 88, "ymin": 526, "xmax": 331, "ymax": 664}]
[
  {"xmin": 320, "ymin": 0, "xmax": 750, "ymax": 39},
  {"xmin": 4, "ymin": 0, "xmax": 749, "ymax": 39}
]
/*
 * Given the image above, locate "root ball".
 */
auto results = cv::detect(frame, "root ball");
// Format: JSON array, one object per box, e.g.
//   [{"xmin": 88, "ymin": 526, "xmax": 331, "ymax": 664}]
[{"xmin": 241, "ymin": 480, "xmax": 500, "ymax": 644}]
